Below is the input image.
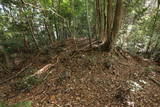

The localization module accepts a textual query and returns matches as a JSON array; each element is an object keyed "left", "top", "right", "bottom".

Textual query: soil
[{"left": 0, "top": 38, "right": 160, "bottom": 107}]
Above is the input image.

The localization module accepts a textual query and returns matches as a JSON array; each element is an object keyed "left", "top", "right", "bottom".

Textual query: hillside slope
[{"left": 0, "top": 39, "right": 160, "bottom": 107}]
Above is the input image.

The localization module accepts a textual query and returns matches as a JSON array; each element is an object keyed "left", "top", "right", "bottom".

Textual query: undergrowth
[
  {"left": 13, "top": 75, "right": 41, "bottom": 91},
  {"left": 0, "top": 101, "right": 32, "bottom": 107}
]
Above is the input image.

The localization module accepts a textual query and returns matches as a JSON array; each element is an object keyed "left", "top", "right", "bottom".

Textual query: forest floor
[{"left": 0, "top": 38, "right": 160, "bottom": 107}]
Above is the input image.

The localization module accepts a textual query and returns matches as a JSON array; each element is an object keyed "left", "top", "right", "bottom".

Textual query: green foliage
[
  {"left": 143, "top": 65, "right": 156, "bottom": 76},
  {"left": 25, "top": 67, "right": 38, "bottom": 73},
  {"left": 119, "top": 0, "right": 160, "bottom": 58},
  {"left": 10, "top": 101, "right": 32, "bottom": 107},
  {"left": 0, "top": 101, "right": 32, "bottom": 107},
  {"left": 144, "top": 66, "right": 156, "bottom": 73},
  {"left": 85, "top": 55, "right": 97, "bottom": 64},
  {"left": 0, "top": 0, "right": 94, "bottom": 49},
  {"left": 14, "top": 75, "right": 40, "bottom": 91},
  {"left": 0, "top": 0, "right": 13, "bottom": 6},
  {"left": 39, "top": 0, "right": 52, "bottom": 8},
  {"left": 0, "top": 102, "right": 6, "bottom": 107},
  {"left": 0, "top": 0, "right": 160, "bottom": 59},
  {"left": 0, "top": 39, "right": 24, "bottom": 53},
  {"left": 59, "top": 0, "right": 74, "bottom": 19}
]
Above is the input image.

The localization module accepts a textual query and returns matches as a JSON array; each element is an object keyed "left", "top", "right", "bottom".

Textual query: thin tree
[{"left": 86, "top": 0, "right": 92, "bottom": 47}]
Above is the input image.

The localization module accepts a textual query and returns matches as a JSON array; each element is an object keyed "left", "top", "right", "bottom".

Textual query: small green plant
[
  {"left": 143, "top": 65, "right": 157, "bottom": 76},
  {"left": 0, "top": 102, "right": 6, "bottom": 107},
  {"left": 10, "top": 101, "right": 32, "bottom": 107},
  {"left": 85, "top": 55, "right": 97, "bottom": 64},
  {"left": 55, "top": 71, "right": 70, "bottom": 85},
  {"left": 14, "top": 75, "right": 40, "bottom": 91},
  {"left": 25, "top": 67, "right": 37, "bottom": 73},
  {"left": 144, "top": 66, "right": 155, "bottom": 73},
  {"left": 105, "top": 55, "right": 118, "bottom": 61},
  {"left": 0, "top": 101, "right": 32, "bottom": 107}
]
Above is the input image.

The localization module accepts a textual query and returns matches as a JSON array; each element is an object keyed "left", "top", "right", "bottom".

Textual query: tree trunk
[
  {"left": 43, "top": 11, "right": 54, "bottom": 45},
  {"left": 98, "top": 0, "right": 123, "bottom": 51},
  {"left": 20, "top": 0, "right": 40, "bottom": 50},
  {"left": 28, "top": 19, "right": 40, "bottom": 50},
  {"left": 24, "top": 35, "right": 30, "bottom": 51},
  {"left": 86, "top": 0, "right": 92, "bottom": 47},
  {"left": 71, "top": 0, "right": 76, "bottom": 39},
  {"left": 96, "top": 0, "right": 101, "bottom": 39}
]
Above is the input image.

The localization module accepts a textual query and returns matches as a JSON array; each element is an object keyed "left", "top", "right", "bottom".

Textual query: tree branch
[{"left": 21, "top": 0, "right": 68, "bottom": 22}]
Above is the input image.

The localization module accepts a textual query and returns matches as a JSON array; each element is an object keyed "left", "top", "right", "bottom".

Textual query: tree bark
[
  {"left": 43, "top": 11, "right": 54, "bottom": 45},
  {"left": 86, "top": 0, "right": 92, "bottom": 47},
  {"left": 99, "top": 0, "right": 123, "bottom": 51}
]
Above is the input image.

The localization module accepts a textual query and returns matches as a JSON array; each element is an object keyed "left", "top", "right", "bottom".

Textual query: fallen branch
[
  {"left": 0, "top": 63, "right": 32, "bottom": 85},
  {"left": 148, "top": 76, "right": 160, "bottom": 86},
  {"left": 33, "top": 64, "right": 54, "bottom": 77},
  {"left": 33, "top": 55, "right": 59, "bottom": 80}
]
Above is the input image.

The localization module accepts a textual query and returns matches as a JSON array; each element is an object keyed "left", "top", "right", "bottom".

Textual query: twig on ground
[{"left": 148, "top": 76, "right": 160, "bottom": 86}]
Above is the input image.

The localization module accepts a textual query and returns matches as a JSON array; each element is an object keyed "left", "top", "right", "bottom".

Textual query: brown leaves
[{"left": 50, "top": 95, "right": 57, "bottom": 104}]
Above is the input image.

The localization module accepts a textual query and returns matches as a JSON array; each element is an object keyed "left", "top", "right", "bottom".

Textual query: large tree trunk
[
  {"left": 96, "top": 0, "right": 102, "bottom": 40},
  {"left": 103, "top": 0, "right": 113, "bottom": 51},
  {"left": 96, "top": 0, "right": 123, "bottom": 51},
  {"left": 104, "top": 0, "right": 123, "bottom": 51}
]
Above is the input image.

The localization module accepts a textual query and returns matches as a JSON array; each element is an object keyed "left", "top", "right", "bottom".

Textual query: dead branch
[
  {"left": 0, "top": 63, "right": 32, "bottom": 85},
  {"left": 148, "top": 76, "right": 160, "bottom": 87},
  {"left": 33, "top": 64, "right": 54, "bottom": 76},
  {"left": 33, "top": 55, "right": 59, "bottom": 80}
]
